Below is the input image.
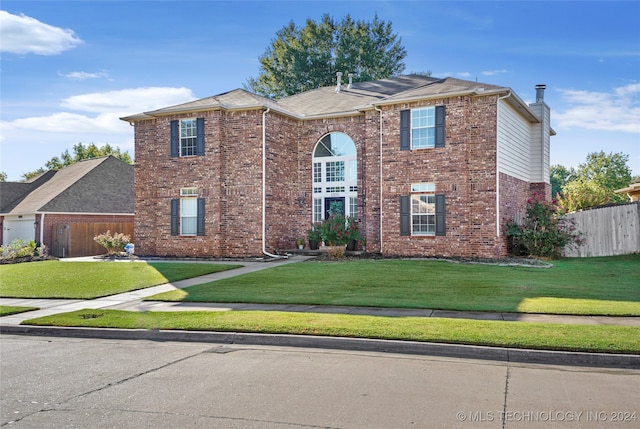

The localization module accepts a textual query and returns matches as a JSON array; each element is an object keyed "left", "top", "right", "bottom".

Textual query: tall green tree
[
  {"left": 246, "top": 14, "right": 407, "bottom": 98},
  {"left": 575, "top": 151, "right": 632, "bottom": 201},
  {"left": 21, "top": 143, "right": 133, "bottom": 181},
  {"left": 550, "top": 164, "right": 575, "bottom": 198},
  {"left": 558, "top": 151, "right": 632, "bottom": 211},
  {"left": 0, "top": 172, "right": 7, "bottom": 182}
]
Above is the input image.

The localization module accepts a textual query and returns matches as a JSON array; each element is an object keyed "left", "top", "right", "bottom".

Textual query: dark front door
[{"left": 324, "top": 197, "right": 345, "bottom": 219}]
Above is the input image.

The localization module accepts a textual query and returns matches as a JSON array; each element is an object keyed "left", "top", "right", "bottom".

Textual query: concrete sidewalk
[{"left": 2, "top": 255, "right": 640, "bottom": 368}]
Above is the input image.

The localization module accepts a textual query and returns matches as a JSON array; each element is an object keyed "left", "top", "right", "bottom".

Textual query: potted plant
[
  {"left": 296, "top": 237, "right": 305, "bottom": 250},
  {"left": 307, "top": 224, "right": 323, "bottom": 250},
  {"left": 345, "top": 217, "right": 363, "bottom": 251}
]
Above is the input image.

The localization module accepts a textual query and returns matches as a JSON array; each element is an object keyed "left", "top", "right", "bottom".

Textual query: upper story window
[
  {"left": 170, "top": 118, "right": 205, "bottom": 157},
  {"left": 400, "top": 106, "right": 446, "bottom": 151},
  {"left": 180, "top": 119, "right": 197, "bottom": 156},
  {"left": 411, "top": 107, "right": 436, "bottom": 149}
]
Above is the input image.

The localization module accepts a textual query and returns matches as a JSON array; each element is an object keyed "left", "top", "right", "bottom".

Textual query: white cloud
[
  {"left": 0, "top": 11, "right": 83, "bottom": 55},
  {"left": 60, "top": 71, "right": 110, "bottom": 80},
  {"left": 1, "top": 87, "right": 195, "bottom": 134},
  {"left": 554, "top": 83, "right": 640, "bottom": 133},
  {"left": 457, "top": 72, "right": 472, "bottom": 78},
  {"left": 482, "top": 69, "right": 509, "bottom": 76}
]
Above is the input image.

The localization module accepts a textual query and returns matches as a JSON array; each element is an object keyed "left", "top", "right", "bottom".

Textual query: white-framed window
[
  {"left": 411, "top": 107, "right": 436, "bottom": 149},
  {"left": 325, "top": 161, "right": 345, "bottom": 182},
  {"left": 313, "top": 162, "right": 322, "bottom": 183},
  {"left": 411, "top": 182, "right": 436, "bottom": 236},
  {"left": 180, "top": 119, "right": 197, "bottom": 156},
  {"left": 411, "top": 194, "right": 436, "bottom": 236},
  {"left": 180, "top": 198, "right": 197, "bottom": 235},
  {"left": 180, "top": 187, "right": 198, "bottom": 197},
  {"left": 313, "top": 198, "right": 323, "bottom": 223},
  {"left": 349, "top": 159, "right": 357, "bottom": 182},
  {"left": 349, "top": 197, "right": 357, "bottom": 219},
  {"left": 411, "top": 183, "right": 435, "bottom": 193}
]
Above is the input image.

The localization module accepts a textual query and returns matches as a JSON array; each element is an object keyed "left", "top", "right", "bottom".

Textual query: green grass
[
  {"left": 0, "top": 261, "right": 243, "bottom": 299},
  {"left": 0, "top": 305, "right": 38, "bottom": 316},
  {"left": 148, "top": 255, "right": 640, "bottom": 316},
  {"left": 23, "top": 309, "right": 640, "bottom": 354}
]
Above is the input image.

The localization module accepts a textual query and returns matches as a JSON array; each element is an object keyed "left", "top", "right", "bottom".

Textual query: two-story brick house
[{"left": 121, "top": 74, "right": 552, "bottom": 259}]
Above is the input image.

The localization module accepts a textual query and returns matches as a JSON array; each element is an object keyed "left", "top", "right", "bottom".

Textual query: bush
[
  {"left": 0, "top": 239, "right": 47, "bottom": 260},
  {"left": 506, "top": 193, "right": 582, "bottom": 259},
  {"left": 93, "top": 230, "right": 130, "bottom": 255}
]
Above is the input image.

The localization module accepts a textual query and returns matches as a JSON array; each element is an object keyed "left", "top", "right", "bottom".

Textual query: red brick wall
[{"left": 378, "top": 95, "right": 505, "bottom": 258}]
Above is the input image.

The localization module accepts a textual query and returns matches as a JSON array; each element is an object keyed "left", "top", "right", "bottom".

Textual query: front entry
[
  {"left": 312, "top": 132, "right": 358, "bottom": 223},
  {"left": 324, "top": 197, "right": 345, "bottom": 219}
]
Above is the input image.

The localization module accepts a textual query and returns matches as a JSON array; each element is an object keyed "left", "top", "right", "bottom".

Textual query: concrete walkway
[{"left": 2, "top": 255, "right": 640, "bottom": 368}]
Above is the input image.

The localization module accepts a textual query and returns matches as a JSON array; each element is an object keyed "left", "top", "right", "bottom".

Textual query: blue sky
[{"left": 1, "top": 0, "right": 639, "bottom": 181}]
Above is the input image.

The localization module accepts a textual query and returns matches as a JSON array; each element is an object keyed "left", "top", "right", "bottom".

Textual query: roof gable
[{"left": 2, "top": 156, "right": 133, "bottom": 215}]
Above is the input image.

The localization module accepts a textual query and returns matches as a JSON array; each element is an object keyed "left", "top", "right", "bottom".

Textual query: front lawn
[
  {"left": 0, "top": 306, "right": 38, "bottom": 316},
  {"left": 0, "top": 261, "right": 243, "bottom": 299},
  {"left": 23, "top": 309, "right": 640, "bottom": 354},
  {"left": 148, "top": 255, "right": 640, "bottom": 316}
]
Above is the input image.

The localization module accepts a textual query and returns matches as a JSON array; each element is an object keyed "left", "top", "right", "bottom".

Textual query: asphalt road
[{"left": 1, "top": 334, "right": 639, "bottom": 428}]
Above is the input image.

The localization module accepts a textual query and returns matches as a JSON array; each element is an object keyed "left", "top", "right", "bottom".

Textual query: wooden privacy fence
[
  {"left": 563, "top": 202, "right": 640, "bottom": 257},
  {"left": 50, "top": 222, "right": 134, "bottom": 258}
]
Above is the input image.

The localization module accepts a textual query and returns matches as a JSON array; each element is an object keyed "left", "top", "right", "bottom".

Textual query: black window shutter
[
  {"left": 435, "top": 106, "right": 446, "bottom": 148},
  {"left": 400, "top": 195, "right": 410, "bottom": 236},
  {"left": 197, "top": 198, "right": 205, "bottom": 236},
  {"left": 170, "top": 199, "right": 179, "bottom": 236},
  {"left": 196, "top": 117, "right": 205, "bottom": 156},
  {"left": 435, "top": 194, "right": 446, "bottom": 236},
  {"left": 170, "top": 120, "right": 179, "bottom": 157},
  {"left": 400, "top": 110, "right": 410, "bottom": 151}
]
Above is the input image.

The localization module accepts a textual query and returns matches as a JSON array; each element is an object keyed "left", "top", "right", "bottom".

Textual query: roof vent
[
  {"left": 336, "top": 72, "right": 343, "bottom": 93},
  {"left": 348, "top": 73, "right": 353, "bottom": 89}
]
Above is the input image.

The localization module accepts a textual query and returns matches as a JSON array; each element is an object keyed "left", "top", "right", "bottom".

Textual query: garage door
[{"left": 3, "top": 215, "right": 36, "bottom": 246}]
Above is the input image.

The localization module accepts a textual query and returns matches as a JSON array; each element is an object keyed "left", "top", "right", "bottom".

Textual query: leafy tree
[
  {"left": 558, "top": 178, "right": 611, "bottom": 212},
  {"left": 558, "top": 151, "right": 632, "bottom": 211},
  {"left": 246, "top": 14, "right": 407, "bottom": 98},
  {"left": 549, "top": 164, "right": 574, "bottom": 198},
  {"left": 22, "top": 143, "right": 133, "bottom": 180},
  {"left": 0, "top": 172, "right": 7, "bottom": 182},
  {"left": 573, "top": 151, "right": 632, "bottom": 203}
]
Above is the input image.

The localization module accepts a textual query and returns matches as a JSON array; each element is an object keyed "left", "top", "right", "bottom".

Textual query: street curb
[{"left": 2, "top": 324, "right": 639, "bottom": 369}]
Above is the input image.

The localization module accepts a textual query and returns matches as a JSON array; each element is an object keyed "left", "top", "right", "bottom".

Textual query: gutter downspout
[
  {"left": 261, "top": 108, "right": 286, "bottom": 259},
  {"left": 375, "top": 106, "right": 383, "bottom": 254},
  {"left": 496, "top": 90, "right": 512, "bottom": 237},
  {"left": 39, "top": 212, "right": 45, "bottom": 244}
]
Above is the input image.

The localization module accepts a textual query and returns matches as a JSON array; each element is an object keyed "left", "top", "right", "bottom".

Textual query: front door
[{"left": 324, "top": 197, "right": 345, "bottom": 219}]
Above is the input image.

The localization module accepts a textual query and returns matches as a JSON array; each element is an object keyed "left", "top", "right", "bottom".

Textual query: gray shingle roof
[
  {"left": 1, "top": 156, "right": 133, "bottom": 215},
  {"left": 120, "top": 75, "right": 516, "bottom": 121}
]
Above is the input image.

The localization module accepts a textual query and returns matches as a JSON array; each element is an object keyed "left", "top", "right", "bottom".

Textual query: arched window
[{"left": 312, "top": 132, "right": 357, "bottom": 222}]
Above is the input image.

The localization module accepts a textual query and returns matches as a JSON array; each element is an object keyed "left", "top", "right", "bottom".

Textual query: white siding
[
  {"left": 528, "top": 103, "right": 551, "bottom": 183},
  {"left": 497, "top": 99, "right": 532, "bottom": 182}
]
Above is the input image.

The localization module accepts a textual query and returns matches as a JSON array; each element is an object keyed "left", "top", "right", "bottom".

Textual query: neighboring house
[
  {"left": 615, "top": 180, "right": 640, "bottom": 202},
  {"left": 121, "top": 75, "right": 553, "bottom": 259},
  {"left": 0, "top": 156, "right": 134, "bottom": 257}
]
